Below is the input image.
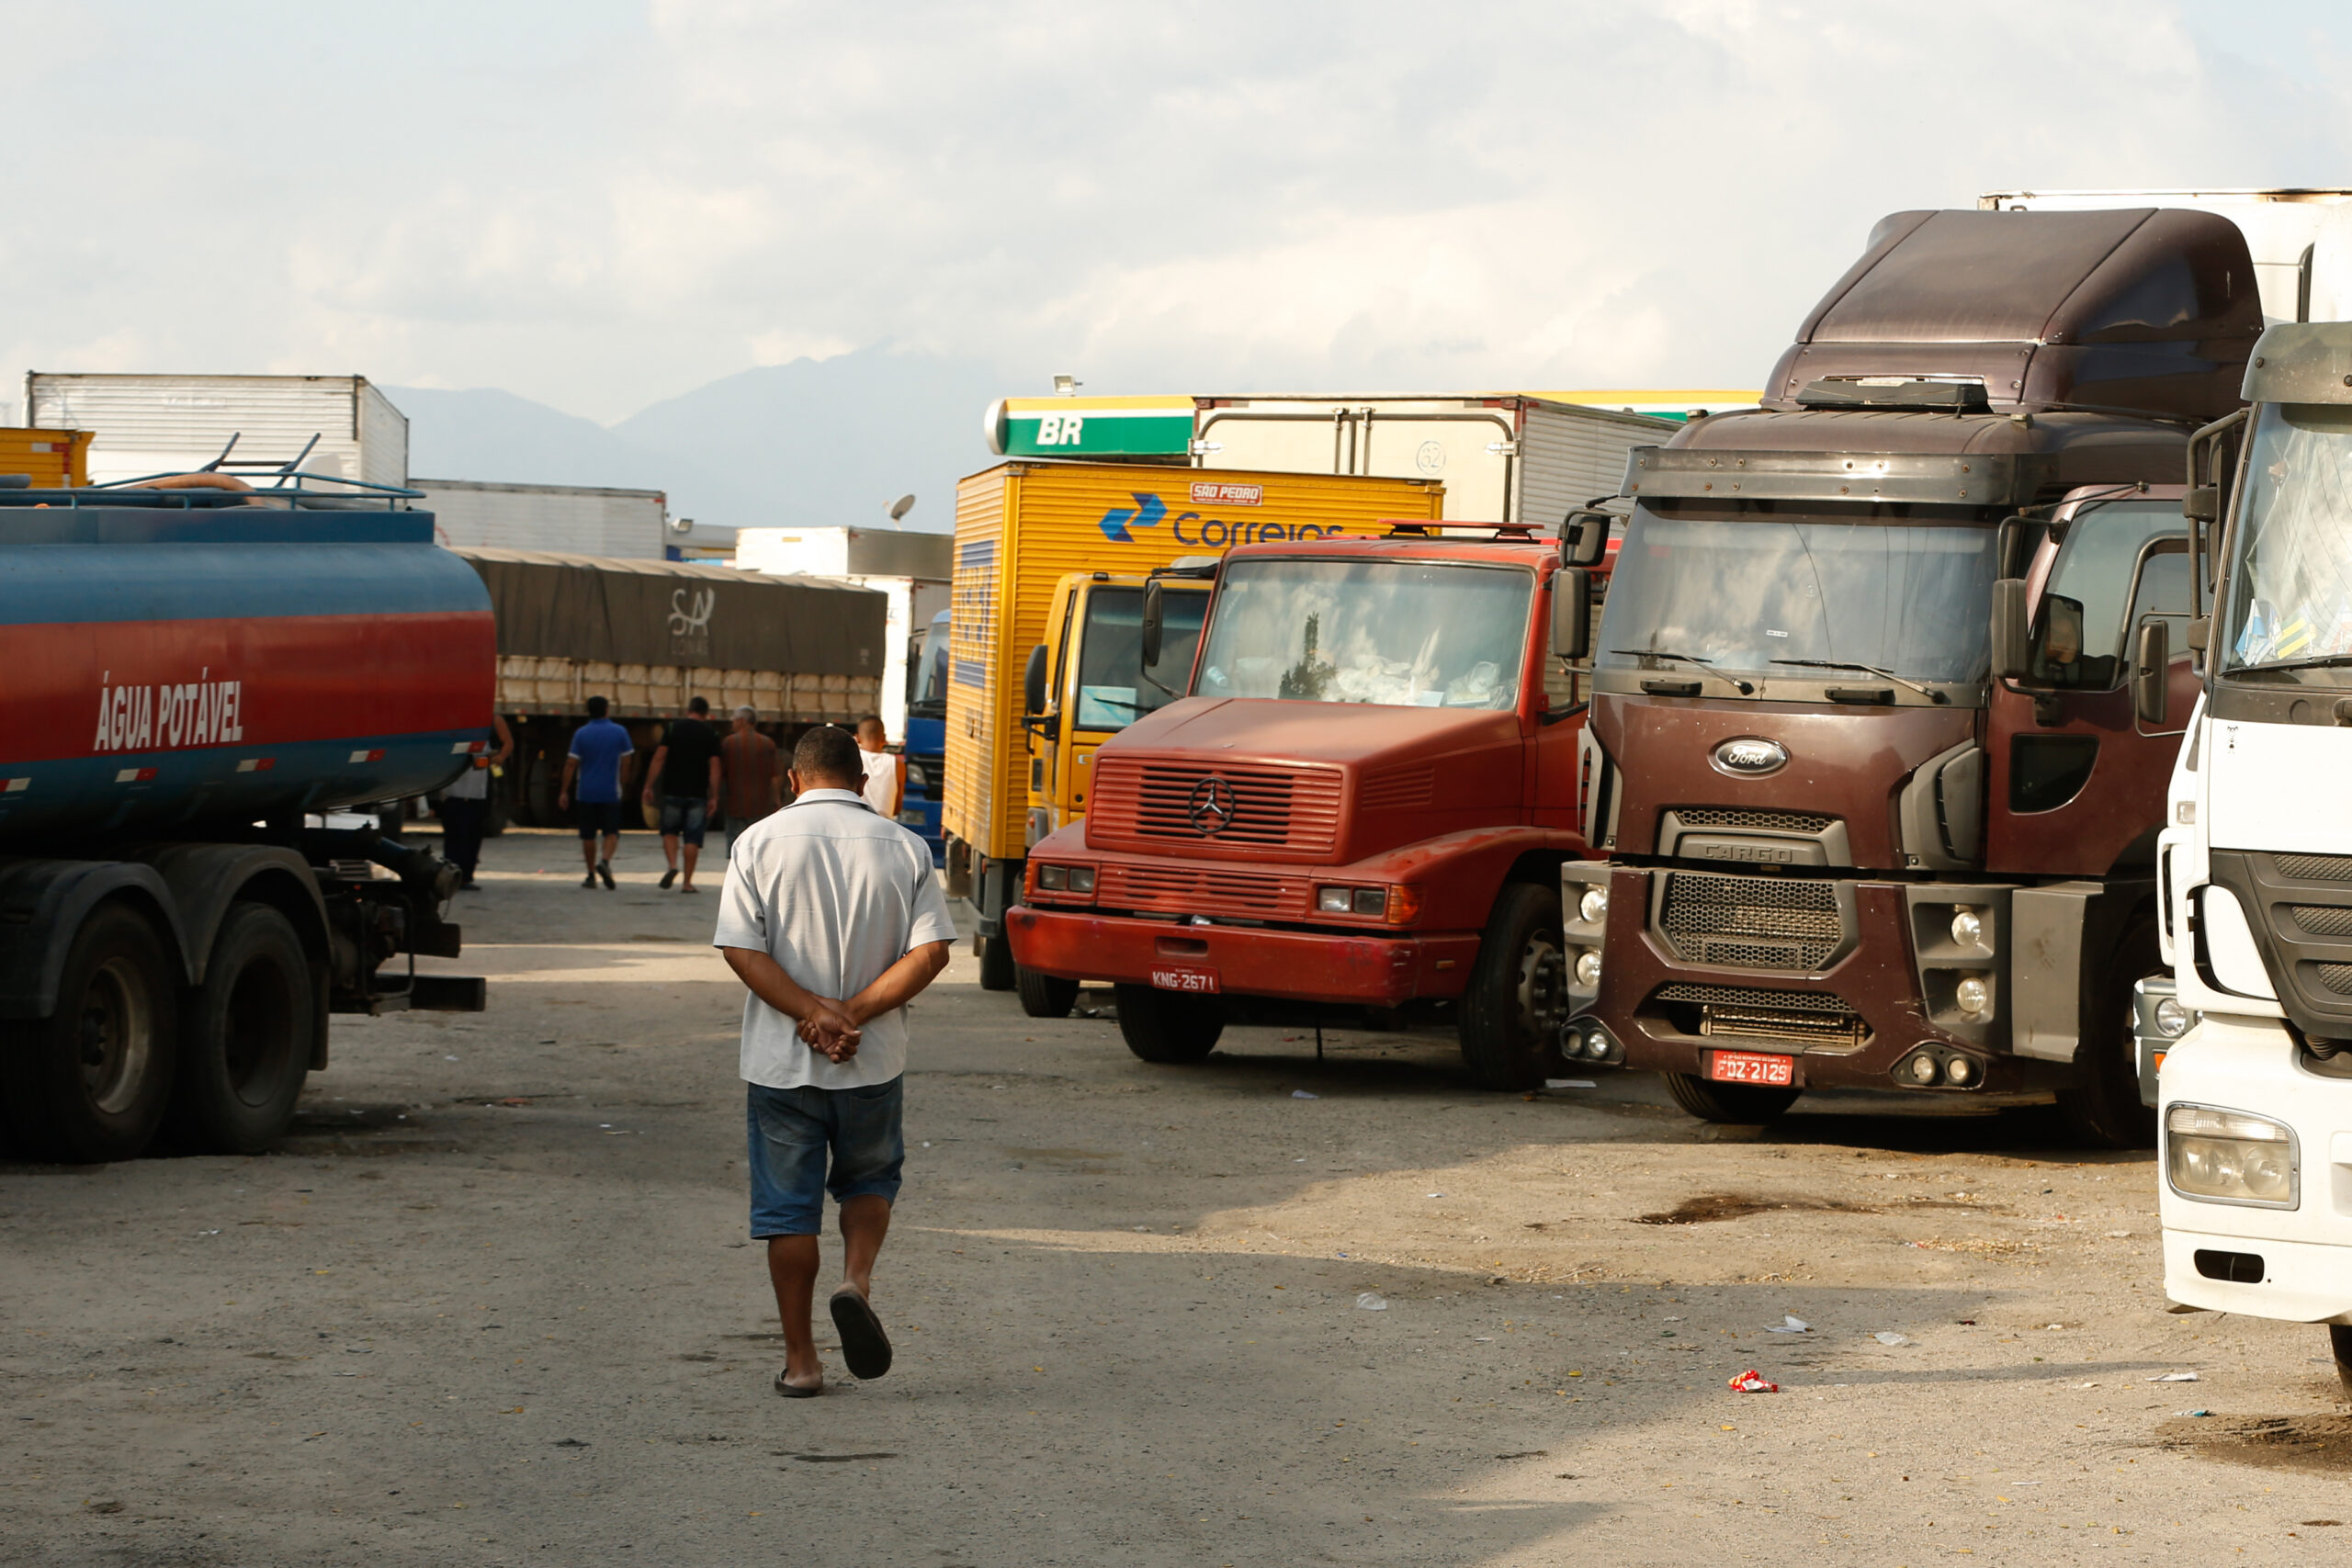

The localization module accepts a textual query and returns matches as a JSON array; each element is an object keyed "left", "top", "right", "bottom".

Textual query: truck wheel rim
[
  {"left": 77, "top": 958, "right": 153, "bottom": 1116},
  {"left": 1518, "top": 939, "right": 1567, "bottom": 1038}
]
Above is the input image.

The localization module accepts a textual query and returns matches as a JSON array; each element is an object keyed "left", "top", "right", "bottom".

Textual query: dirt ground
[{"left": 6, "top": 827, "right": 2352, "bottom": 1566}]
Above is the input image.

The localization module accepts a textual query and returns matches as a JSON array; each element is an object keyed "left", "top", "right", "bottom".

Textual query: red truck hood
[{"left": 1084, "top": 696, "right": 1523, "bottom": 865}]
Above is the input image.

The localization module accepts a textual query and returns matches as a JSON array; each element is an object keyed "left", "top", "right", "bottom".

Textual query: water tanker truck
[{"left": 0, "top": 477, "right": 492, "bottom": 1163}]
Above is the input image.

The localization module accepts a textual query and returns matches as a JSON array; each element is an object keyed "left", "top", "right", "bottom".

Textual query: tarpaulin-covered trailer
[{"left": 450, "top": 548, "right": 888, "bottom": 827}]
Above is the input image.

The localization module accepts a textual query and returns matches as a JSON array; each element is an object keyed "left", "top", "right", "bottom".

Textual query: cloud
[{"left": 4, "top": 1, "right": 2350, "bottom": 426}]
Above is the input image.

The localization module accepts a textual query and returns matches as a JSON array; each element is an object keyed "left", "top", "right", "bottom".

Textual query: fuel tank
[{"left": 0, "top": 499, "right": 493, "bottom": 837}]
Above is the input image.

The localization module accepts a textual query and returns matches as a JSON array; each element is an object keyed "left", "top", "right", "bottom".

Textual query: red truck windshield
[
  {"left": 1193, "top": 558, "right": 1532, "bottom": 708},
  {"left": 1599, "top": 506, "right": 1996, "bottom": 688}
]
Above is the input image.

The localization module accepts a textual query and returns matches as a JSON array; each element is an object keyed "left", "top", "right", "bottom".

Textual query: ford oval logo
[{"left": 1711, "top": 737, "right": 1789, "bottom": 777}]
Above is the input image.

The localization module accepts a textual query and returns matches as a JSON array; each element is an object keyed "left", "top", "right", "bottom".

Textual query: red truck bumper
[{"left": 1005, "top": 904, "right": 1480, "bottom": 1008}]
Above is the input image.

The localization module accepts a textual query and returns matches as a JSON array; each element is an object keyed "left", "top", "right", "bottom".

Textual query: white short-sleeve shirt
[
  {"left": 860, "top": 747, "right": 900, "bottom": 818},
  {"left": 712, "top": 789, "right": 957, "bottom": 1089}
]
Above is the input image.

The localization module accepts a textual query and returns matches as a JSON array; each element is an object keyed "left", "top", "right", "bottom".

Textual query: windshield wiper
[
  {"left": 2236, "top": 652, "right": 2352, "bottom": 676},
  {"left": 1770, "top": 658, "right": 1949, "bottom": 704},
  {"left": 1609, "top": 649, "right": 1754, "bottom": 695}
]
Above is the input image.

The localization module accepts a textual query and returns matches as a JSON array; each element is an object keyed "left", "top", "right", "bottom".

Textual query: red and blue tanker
[{"left": 0, "top": 476, "right": 493, "bottom": 1163}]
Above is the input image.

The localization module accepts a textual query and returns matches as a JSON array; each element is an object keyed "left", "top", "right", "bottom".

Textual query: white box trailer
[
  {"left": 411, "top": 478, "right": 670, "bottom": 558},
  {"left": 1190, "top": 394, "right": 1670, "bottom": 526},
  {"left": 732, "top": 525, "right": 953, "bottom": 739},
  {"left": 1979, "top": 189, "right": 2352, "bottom": 324},
  {"left": 24, "top": 372, "right": 407, "bottom": 489}
]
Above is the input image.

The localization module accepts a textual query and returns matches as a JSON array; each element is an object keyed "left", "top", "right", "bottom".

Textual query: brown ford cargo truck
[
  {"left": 1555, "top": 206, "right": 2258, "bottom": 1145},
  {"left": 1006, "top": 521, "right": 1608, "bottom": 1089}
]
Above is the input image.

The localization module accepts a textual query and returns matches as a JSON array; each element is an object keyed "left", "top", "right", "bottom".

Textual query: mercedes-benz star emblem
[{"left": 1187, "top": 777, "right": 1237, "bottom": 835}]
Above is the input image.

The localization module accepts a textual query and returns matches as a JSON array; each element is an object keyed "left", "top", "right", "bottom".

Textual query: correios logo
[{"left": 1095, "top": 491, "right": 1357, "bottom": 547}]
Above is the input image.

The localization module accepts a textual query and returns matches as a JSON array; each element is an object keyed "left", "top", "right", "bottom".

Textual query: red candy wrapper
[{"left": 1727, "top": 1369, "right": 1779, "bottom": 1393}]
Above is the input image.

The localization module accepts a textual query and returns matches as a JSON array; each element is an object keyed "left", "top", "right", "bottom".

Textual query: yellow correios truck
[{"left": 944, "top": 460, "right": 1444, "bottom": 995}]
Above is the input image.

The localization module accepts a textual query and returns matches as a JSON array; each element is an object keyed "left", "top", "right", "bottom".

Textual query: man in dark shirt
[{"left": 643, "top": 695, "right": 724, "bottom": 893}]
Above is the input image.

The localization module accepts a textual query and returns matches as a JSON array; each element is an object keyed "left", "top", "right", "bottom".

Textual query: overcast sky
[{"left": 7, "top": 1, "right": 2352, "bottom": 424}]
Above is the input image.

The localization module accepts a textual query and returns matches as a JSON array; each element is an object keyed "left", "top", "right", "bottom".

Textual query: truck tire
[
  {"left": 2058, "top": 914, "right": 2161, "bottom": 1150},
  {"left": 1661, "top": 1071, "right": 1800, "bottom": 1124},
  {"left": 2331, "top": 1325, "right": 2352, "bottom": 1402},
  {"left": 525, "top": 750, "right": 559, "bottom": 828},
  {"left": 1114, "top": 982, "right": 1222, "bottom": 1063},
  {"left": 167, "top": 903, "right": 317, "bottom": 1156},
  {"left": 0, "top": 903, "right": 179, "bottom": 1163},
  {"left": 978, "top": 935, "right": 1017, "bottom": 992},
  {"left": 1016, "top": 964, "right": 1080, "bottom": 1019},
  {"left": 1459, "top": 882, "right": 1569, "bottom": 1091}
]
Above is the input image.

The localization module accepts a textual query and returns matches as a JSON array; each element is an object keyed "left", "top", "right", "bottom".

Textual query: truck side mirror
[
  {"left": 1140, "top": 580, "right": 1165, "bottom": 668},
  {"left": 1023, "top": 643, "right": 1049, "bottom": 716},
  {"left": 1560, "top": 509, "right": 1611, "bottom": 568},
  {"left": 2036, "top": 594, "right": 2086, "bottom": 683},
  {"left": 2133, "top": 619, "right": 2171, "bottom": 727},
  {"left": 1991, "top": 578, "right": 2031, "bottom": 681},
  {"left": 1552, "top": 569, "right": 1592, "bottom": 662}
]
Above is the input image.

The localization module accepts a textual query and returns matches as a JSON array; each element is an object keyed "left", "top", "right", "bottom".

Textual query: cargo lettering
[
  {"left": 92, "top": 674, "right": 243, "bottom": 753},
  {"left": 1170, "top": 512, "right": 1344, "bottom": 547},
  {"left": 1035, "top": 414, "right": 1084, "bottom": 446}
]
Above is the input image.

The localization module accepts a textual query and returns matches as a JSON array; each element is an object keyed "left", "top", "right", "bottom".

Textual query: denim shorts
[
  {"left": 658, "top": 795, "right": 707, "bottom": 846},
  {"left": 746, "top": 1078, "right": 905, "bottom": 1237}
]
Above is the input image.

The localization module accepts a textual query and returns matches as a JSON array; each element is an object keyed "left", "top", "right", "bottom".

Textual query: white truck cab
[{"left": 2157, "top": 321, "right": 2352, "bottom": 1390}]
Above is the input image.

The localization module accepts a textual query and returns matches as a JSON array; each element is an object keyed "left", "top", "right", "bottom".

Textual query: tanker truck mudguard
[
  {"left": 1005, "top": 519, "right": 1611, "bottom": 1089},
  {"left": 1555, "top": 206, "right": 2263, "bottom": 1145},
  {"left": 2156, "top": 321, "right": 2352, "bottom": 1392},
  {"left": 0, "top": 480, "right": 493, "bottom": 1163}
]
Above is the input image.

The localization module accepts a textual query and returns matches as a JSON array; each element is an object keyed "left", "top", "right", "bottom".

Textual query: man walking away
[
  {"left": 855, "top": 714, "right": 901, "bottom": 821},
  {"left": 558, "top": 695, "right": 634, "bottom": 889},
  {"left": 437, "top": 714, "right": 513, "bottom": 890},
  {"left": 645, "top": 695, "right": 724, "bottom": 893},
  {"left": 720, "top": 705, "right": 781, "bottom": 858},
  {"left": 716, "top": 724, "right": 955, "bottom": 1396}
]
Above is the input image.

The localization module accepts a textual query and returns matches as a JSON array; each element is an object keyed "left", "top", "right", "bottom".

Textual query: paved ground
[{"left": 6, "top": 828, "right": 2352, "bottom": 1565}]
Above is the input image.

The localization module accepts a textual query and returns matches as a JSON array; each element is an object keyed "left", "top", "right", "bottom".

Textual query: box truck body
[
  {"left": 25, "top": 373, "right": 407, "bottom": 489},
  {"left": 411, "top": 479, "right": 669, "bottom": 559}
]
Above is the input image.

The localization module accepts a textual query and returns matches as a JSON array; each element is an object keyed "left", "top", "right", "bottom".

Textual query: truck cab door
[
  {"left": 1986, "top": 498, "right": 2189, "bottom": 876},
  {"left": 1530, "top": 565, "right": 1600, "bottom": 833}
]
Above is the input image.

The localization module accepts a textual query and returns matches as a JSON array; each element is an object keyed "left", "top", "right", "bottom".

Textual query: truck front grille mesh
[
  {"left": 1669, "top": 808, "right": 1836, "bottom": 834},
  {"left": 1659, "top": 871, "right": 1842, "bottom": 971},
  {"left": 2276, "top": 853, "right": 2352, "bottom": 884},
  {"left": 2291, "top": 905, "right": 2352, "bottom": 939},
  {"left": 2315, "top": 963, "right": 2352, "bottom": 998},
  {"left": 1652, "top": 982, "right": 1868, "bottom": 1048}
]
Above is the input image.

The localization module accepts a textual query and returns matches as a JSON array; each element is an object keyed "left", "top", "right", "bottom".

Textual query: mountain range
[{"left": 392, "top": 345, "right": 1007, "bottom": 538}]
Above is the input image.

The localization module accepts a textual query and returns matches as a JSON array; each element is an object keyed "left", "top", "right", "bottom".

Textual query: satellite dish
[{"left": 888, "top": 494, "right": 916, "bottom": 523}]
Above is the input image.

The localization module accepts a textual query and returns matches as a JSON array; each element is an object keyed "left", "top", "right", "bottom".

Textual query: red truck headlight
[
  {"left": 1034, "top": 863, "right": 1096, "bottom": 898},
  {"left": 1317, "top": 886, "right": 1385, "bottom": 916}
]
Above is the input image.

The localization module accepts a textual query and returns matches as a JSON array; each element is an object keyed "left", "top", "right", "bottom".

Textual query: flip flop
[
  {"left": 829, "top": 1286, "right": 893, "bottom": 1381},
  {"left": 774, "top": 1370, "right": 823, "bottom": 1398},
  {"left": 660, "top": 868, "right": 678, "bottom": 890}
]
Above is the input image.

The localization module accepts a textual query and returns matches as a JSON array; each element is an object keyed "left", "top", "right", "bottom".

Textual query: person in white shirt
[
  {"left": 715, "top": 724, "right": 955, "bottom": 1397},
  {"left": 855, "top": 714, "right": 901, "bottom": 820}
]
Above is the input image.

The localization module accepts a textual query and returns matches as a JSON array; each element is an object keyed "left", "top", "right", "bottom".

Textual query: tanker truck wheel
[
  {"left": 167, "top": 904, "right": 317, "bottom": 1156},
  {"left": 1016, "top": 964, "right": 1080, "bottom": 1019},
  {"left": 1113, "top": 982, "right": 1223, "bottom": 1063},
  {"left": 2058, "top": 914, "right": 2161, "bottom": 1150},
  {"left": 978, "top": 935, "right": 1018, "bottom": 992},
  {"left": 2331, "top": 1325, "right": 2352, "bottom": 1402},
  {"left": 1661, "top": 1072, "right": 1800, "bottom": 1124},
  {"left": 0, "top": 903, "right": 178, "bottom": 1163},
  {"left": 1459, "top": 883, "right": 1569, "bottom": 1091}
]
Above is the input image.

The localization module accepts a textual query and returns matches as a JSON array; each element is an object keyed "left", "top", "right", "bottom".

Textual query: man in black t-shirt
[{"left": 643, "top": 695, "right": 724, "bottom": 892}]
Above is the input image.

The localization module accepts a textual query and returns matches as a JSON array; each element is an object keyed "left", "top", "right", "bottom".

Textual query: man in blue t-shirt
[{"left": 559, "top": 695, "right": 637, "bottom": 889}]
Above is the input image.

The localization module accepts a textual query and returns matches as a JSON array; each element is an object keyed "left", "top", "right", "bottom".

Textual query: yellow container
[
  {"left": 0, "top": 427, "right": 91, "bottom": 487},
  {"left": 944, "top": 460, "right": 1444, "bottom": 942}
]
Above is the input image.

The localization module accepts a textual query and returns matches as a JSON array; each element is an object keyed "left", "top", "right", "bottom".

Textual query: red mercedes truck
[
  {"left": 1004, "top": 521, "right": 1608, "bottom": 1088},
  {"left": 1554, "top": 205, "right": 2260, "bottom": 1145}
]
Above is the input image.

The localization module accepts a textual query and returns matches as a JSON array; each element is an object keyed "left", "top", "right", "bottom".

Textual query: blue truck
[{"left": 902, "top": 608, "right": 948, "bottom": 863}]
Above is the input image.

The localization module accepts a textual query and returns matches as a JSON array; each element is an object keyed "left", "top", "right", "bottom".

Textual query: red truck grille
[
  {"left": 1096, "top": 863, "right": 1306, "bottom": 919},
  {"left": 1089, "top": 757, "right": 1343, "bottom": 858}
]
